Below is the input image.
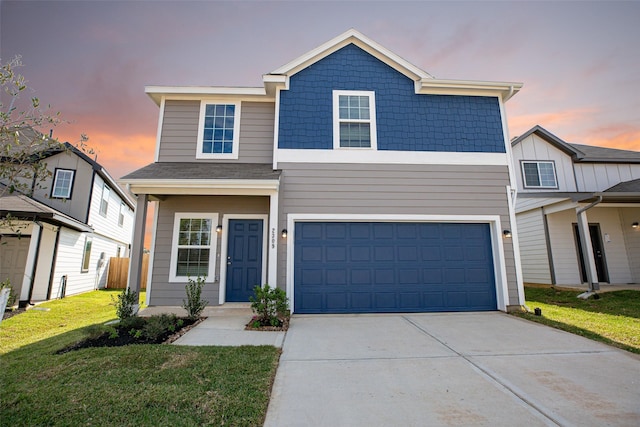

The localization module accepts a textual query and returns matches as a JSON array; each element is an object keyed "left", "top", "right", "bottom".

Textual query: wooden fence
[{"left": 106, "top": 255, "right": 149, "bottom": 290}]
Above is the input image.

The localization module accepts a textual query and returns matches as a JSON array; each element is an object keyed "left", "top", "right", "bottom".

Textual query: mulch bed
[
  {"left": 3, "top": 308, "right": 26, "bottom": 321},
  {"left": 56, "top": 317, "right": 206, "bottom": 354},
  {"left": 244, "top": 316, "right": 290, "bottom": 332}
]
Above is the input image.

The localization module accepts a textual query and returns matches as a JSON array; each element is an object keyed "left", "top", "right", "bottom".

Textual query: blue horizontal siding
[{"left": 278, "top": 43, "right": 505, "bottom": 153}]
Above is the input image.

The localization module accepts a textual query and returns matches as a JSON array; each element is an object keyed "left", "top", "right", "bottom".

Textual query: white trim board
[
  {"left": 276, "top": 149, "right": 508, "bottom": 166},
  {"left": 218, "top": 214, "right": 269, "bottom": 305},
  {"left": 285, "top": 213, "right": 510, "bottom": 314}
]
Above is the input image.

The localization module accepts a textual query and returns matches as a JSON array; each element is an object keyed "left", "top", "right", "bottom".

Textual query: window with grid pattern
[
  {"left": 197, "top": 102, "right": 240, "bottom": 159},
  {"left": 52, "top": 169, "right": 74, "bottom": 198},
  {"left": 333, "top": 90, "right": 376, "bottom": 149},
  {"left": 522, "top": 161, "right": 557, "bottom": 188},
  {"left": 170, "top": 213, "right": 218, "bottom": 282}
]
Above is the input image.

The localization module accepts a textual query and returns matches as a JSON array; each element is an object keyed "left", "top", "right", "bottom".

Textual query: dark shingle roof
[
  {"left": 569, "top": 143, "right": 640, "bottom": 163},
  {"left": 0, "top": 192, "right": 93, "bottom": 232},
  {"left": 121, "top": 163, "right": 281, "bottom": 181},
  {"left": 512, "top": 125, "right": 640, "bottom": 163},
  {"left": 604, "top": 178, "right": 640, "bottom": 193}
]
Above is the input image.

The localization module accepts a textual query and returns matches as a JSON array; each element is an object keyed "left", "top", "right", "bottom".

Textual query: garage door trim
[{"left": 286, "top": 214, "right": 509, "bottom": 313}]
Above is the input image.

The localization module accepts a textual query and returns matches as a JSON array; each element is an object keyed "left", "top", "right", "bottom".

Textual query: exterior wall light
[
  {"left": 281, "top": 229, "right": 288, "bottom": 238},
  {"left": 503, "top": 230, "right": 512, "bottom": 238},
  {"left": 633, "top": 222, "right": 639, "bottom": 229},
  {"left": 216, "top": 225, "right": 222, "bottom": 233}
]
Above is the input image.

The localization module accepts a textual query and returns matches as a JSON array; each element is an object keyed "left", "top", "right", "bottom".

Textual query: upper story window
[
  {"left": 333, "top": 90, "right": 377, "bottom": 149},
  {"left": 100, "top": 184, "right": 110, "bottom": 216},
  {"left": 196, "top": 101, "right": 241, "bottom": 159},
  {"left": 51, "top": 169, "right": 74, "bottom": 199},
  {"left": 521, "top": 161, "right": 558, "bottom": 189}
]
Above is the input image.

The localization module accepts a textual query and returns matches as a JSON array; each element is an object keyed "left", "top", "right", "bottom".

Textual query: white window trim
[
  {"left": 52, "top": 169, "right": 74, "bottom": 199},
  {"left": 332, "top": 90, "right": 377, "bottom": 150},
  {"left": 99, "top": 184, "right": 110, "bottom": 216},
  {"left": 169, "top": 212, "right": 219, "bottom": 283},
  {"left": 196, "top": 100, "right": 241, "bottom": 160},
  {"left": 118, "top": 202, "right": 126, "bottom": 227},
  {"left": 81, "top": 236, "right": 93, "bottom": 273},
  {"left": 521, "top": 160, "right": 558, "bottom": 189}
]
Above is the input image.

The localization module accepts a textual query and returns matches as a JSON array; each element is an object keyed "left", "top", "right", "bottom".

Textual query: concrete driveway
[{"left": 264, "top": 312, "right": 640, "bottom": 427}]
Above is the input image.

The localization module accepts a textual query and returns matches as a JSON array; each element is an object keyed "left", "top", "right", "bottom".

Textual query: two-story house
[
  {"left": 121, "top": 29, "right": 526, "bottom": 313},
  {"left": 511, "top": 125, "right": 640, "bottom": 290},
  {"left": 0, "top": 132, "right": 136, "bottom": 306}
]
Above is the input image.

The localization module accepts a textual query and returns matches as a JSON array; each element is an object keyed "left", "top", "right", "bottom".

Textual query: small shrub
[
  {"left": 1, "top": 278, "right": 17, "bottom": 308},
  {"left": 142, "top": 314, "right": 179, "bottom": 341},
  {"left": 249, "top": 285, "right": 290, "bottom": 327},
  {"left": 111, "top": 288, "right": 138, "bottom": 320},
  {"left": 119, "top": 316, "right": 146, "bottom": 331},
  {"left": 182, "top": 276, "right": 208, "bottom": 320}
]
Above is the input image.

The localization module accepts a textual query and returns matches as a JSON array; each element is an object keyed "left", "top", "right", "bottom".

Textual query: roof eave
[
  {"left": 417, "top": 79, "right": 523, "bottom": 101},
  {"left": 145, "top": 86, "right": 271, "bottom": 105}
]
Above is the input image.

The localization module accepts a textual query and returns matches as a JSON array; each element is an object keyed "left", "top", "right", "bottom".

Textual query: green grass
[
  {"left": 0, "top": 289, "right": 144, "bottom": 354},
  {"left": 515, "top": 287, "right": 640, "bottom": 354},
  {"left": 0, "top": 290, "right": 281, "bottom": 426}
]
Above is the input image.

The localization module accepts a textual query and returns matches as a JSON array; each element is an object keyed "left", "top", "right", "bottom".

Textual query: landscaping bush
[
  {"left": 111, "top": 288, "right": 138, "bottom": 320},
  {"left": 182, "top": 276, "right": 208, "bottom": 319},
  {"left": 249, "top": 285, "right": 289, "bottom": 327}
]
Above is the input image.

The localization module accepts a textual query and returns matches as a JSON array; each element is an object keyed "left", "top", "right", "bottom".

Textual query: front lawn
[
  {"left": 0, "top": 290, "right": 281, "bottom": 426},
  {"left": 515, "top": 287, "right": 640, "bottom": 354}
]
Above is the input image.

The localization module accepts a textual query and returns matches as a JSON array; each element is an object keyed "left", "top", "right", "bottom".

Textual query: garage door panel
[{"left": 294, "top": 222, "right": 497, "bottom": 313}]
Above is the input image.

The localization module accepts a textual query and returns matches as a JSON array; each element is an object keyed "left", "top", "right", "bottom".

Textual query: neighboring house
[
  {"left": 121, "top": 29, "right": 526, "bottom": 313},
  {"left": 0, "top": 136, "right": 136, "bottom": 306},
  {"left": 511, "top": 125, "right": 640, "bottom": 288}
]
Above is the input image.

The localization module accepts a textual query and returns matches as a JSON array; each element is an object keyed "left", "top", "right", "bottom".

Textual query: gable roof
[
  {"left": 511, "top": 125, "right": 640, "bottom": 164},
  {"left": 1, "top": 127, "right": 136, "bottom": 209},
  {"left": 146, "top": 29, "right": 523, "bottom": 103},
  {"left": 269, "top": 29, "right": 433, "bottom": 81}
]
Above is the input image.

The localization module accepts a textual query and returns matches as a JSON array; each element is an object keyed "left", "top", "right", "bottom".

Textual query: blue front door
[{"left": 226, "top": 219, "right": 264, "bottom": 302}]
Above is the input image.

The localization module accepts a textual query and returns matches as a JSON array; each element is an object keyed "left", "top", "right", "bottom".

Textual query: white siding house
[
  {"left": 512, "top": 126, "right": 640, "bottom": 288},
  {"left": 0, "top": 141, "right": 136, "bottom": 306}
]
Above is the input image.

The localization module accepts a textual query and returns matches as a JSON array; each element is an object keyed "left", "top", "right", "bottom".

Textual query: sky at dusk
[{"left": 2, "top": 1, "right": 640, "bottom": 182}]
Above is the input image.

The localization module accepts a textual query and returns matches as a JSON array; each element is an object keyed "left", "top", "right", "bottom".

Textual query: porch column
[
  {"left": 127, "top": 194, "right": 148, "bottom": 305},
  {"left": 575, "top": 209, "right": 599, "bottom": 291},
  {"left": 267, "top": 191, "right": 279, "bottom": 287}
]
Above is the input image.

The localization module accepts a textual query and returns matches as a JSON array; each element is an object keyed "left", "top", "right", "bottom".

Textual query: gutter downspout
[{"left": 576, "top": 196, "right": 602, "bottom": 293}]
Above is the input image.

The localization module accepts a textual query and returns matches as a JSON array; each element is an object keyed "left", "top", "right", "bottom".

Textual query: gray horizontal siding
[
  {"left": 277, "top": 163, "right": 520, "bottom": 306},
  {"left": 157, "top": 100, "right": 274, "bottom": 163},
  {"left": 149, "top": 195, "right": 270, "bottom": 306},
  {"left": 516, "top": 209, "right": 552, "bottom": 284}
]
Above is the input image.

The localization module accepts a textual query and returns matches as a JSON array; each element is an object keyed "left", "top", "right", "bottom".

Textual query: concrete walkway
[
  {"left": 265, "top": 312, "right": 640, "bottom": 427},
  {"left": 139, "top": 304, "right": 285, "bottom": 347}
]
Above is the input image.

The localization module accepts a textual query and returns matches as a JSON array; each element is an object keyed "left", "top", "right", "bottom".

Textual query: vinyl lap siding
[
  {"left": 149, "top": 195, "right": 269, "bottom": 306},
  {"left": 277, "top": 163, "right": 520, "bottom": 306},
  {"left": 157, "top": 100, "right": 274, "bottom": 163},
  {"left": 515, "top": 209, "right": 552, "bottom": 284}
]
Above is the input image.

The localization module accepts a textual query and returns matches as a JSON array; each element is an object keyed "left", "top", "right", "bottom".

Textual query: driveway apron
[{"left": 264, "top": 312, "right": 640, "bottom": 427}]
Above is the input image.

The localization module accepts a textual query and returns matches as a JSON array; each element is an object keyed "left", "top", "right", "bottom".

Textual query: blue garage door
[{"left": 294, "top": 222, "right": 497, "bottom": 314}]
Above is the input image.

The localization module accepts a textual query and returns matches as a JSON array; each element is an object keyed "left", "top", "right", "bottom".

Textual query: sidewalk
[{"left": 139, "top": 303, "right": 286, "bottom": 347}]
